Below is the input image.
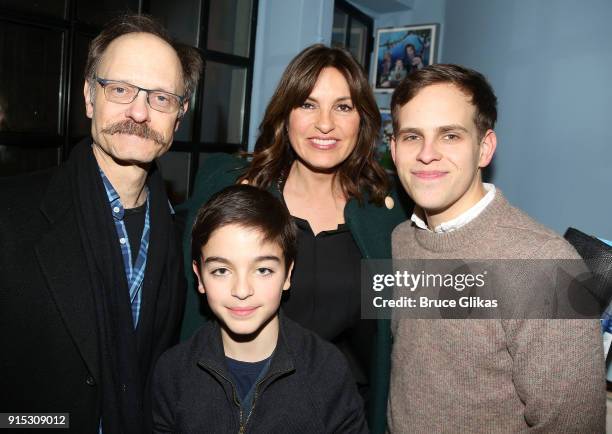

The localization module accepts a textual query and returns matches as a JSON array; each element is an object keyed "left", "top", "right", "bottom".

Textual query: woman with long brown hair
[{"left": 179, "top": 44, "right": 411, "bottom": 433}]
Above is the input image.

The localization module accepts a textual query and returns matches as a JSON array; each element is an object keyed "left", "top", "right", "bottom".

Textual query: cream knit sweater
[{"left": 388, "top": 191, "right": 605, "bottom": 433}]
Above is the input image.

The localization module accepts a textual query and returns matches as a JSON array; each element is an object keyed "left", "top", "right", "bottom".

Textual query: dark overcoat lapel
[{"left": 35, "top": 168, "right": 100, "bottom": 382}]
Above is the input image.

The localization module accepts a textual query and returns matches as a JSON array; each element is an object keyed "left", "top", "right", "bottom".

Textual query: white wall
[{"left": 442, "top": 0, "right": 612, "bottom": 239}]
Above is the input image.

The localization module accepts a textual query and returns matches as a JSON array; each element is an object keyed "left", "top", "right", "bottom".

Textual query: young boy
[{"left": 152, "top": 185, "right": 368, "bottom": 433}]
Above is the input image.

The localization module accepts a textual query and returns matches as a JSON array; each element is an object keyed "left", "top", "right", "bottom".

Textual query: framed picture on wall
[
  {"left": 377, "top": 109, "right": 395, "bottom": 172},
  {"left": 373, "top": 23, "right": 439, "bottom": 93}
]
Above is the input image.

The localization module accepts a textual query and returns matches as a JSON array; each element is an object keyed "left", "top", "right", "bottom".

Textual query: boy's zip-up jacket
[{"left": 152, "top": 312, "right": 369, "bottom": 433}]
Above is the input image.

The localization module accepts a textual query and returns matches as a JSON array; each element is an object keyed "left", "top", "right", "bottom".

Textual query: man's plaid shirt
[{"left": 99, "top": 167, "right": 150, "bottom": 328}]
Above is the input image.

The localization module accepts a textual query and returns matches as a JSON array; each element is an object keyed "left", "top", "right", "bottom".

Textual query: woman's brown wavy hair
[{"left": 239, "top": 44, "right": 389, "bottom": 206}]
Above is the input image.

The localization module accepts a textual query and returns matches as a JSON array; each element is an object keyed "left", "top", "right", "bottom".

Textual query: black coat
[
  {"left": 152, "top": 313, "right": 369, "bottom": 433},
  {"left": 0, "top": 162, "right": 185, "bottom": 433}
]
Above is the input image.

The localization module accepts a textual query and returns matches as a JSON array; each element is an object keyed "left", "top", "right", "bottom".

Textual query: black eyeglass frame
[{"left": 94, "top": 76, "right": 186, "bottom": 114}]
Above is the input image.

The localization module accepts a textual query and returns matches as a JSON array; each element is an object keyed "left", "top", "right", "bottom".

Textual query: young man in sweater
[{"left": 387, "top": 64, "right": 605, "bottom": 432}]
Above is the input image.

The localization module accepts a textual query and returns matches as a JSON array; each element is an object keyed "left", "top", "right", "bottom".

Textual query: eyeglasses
[{"left": 94, "top": 77, "right": 185, "bottom": 114}]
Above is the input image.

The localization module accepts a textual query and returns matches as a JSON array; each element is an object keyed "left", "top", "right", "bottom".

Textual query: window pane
[
  {"left": 0, "top": 0, "right": 66, "bottom": 18},
  {"left": 70, "top": 34, "right": 92, "bottom": 138},
  {"left": 349, "top": 19, "right": 367, "bottom": 67},
  {"left": 77, "top": 0, "right": 139, "bottom": 27},
  {"left": 157, "top": 151, "right": 190, "bottom": 204},
  {"left": 207, "top": 0, "right": 252, "bottom": 57},
  {"left": 0, "top": 21, "right": 63, "bottom": 134},
  {"left": 0, "top": 145, "right": 60, "bottom": 176},
  {"left": 149, "top": 0, "right": 200, "bottom": 46},
  {"left": 200, "top": 62, "right": 246, "bottom": 144},
  {"left": 331, "top": 9, "right": 347, "bottom": 49}
]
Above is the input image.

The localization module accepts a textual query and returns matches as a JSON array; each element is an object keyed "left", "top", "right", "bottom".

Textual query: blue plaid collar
[
  {"left": 98, "top": 169, "right": 149, "bottom": 220},
  {"left": 94, "top": 148, "right": 174, "bottom": 216}
]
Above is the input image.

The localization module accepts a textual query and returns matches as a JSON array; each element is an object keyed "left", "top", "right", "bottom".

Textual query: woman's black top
[
  {"left": 282, "top": 217, "right": 362, "bottom": 339},
  {"left": 281, "top": 214, "right": 374, "bottom": 398}
]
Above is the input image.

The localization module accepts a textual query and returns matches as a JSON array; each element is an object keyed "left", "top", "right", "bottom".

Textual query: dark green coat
[{"left": 176, "top": 153, "right": 412, "bottom": 434}]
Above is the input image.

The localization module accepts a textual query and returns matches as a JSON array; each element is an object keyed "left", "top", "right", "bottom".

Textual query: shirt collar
[
  {"left": 98, "top": 166, "right": 125, "bottom": 220},
  {"left": 411, "top": 183, "right": 496, "bottom": 233},
  {"left": 97, "top": 157, "right": 174, "bottom": 216}
]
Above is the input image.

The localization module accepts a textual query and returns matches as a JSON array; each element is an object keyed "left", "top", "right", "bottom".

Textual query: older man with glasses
[{"left": 0, "top": 14, "right": 202, "bottom": 434}]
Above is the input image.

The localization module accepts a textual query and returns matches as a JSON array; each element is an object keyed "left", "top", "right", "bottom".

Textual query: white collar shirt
[{"left": 411, "top": 183, "right": 497, "bottom": 233}]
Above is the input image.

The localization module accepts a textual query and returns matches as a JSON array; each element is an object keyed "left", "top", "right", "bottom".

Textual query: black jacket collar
[
  {"left": 196, "top": 311, "right": 296, "bottom": 385},
  {"left": 34, "top": 145, "right": 101, "bottom": 382}
]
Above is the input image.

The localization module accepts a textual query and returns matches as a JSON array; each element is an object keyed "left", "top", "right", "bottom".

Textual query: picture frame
[
  {"left": 373, "top": 23, "right": 439, "bottom": 93},
  {"left": 377, "top": 109, "right": 395, "bottom": 172}
]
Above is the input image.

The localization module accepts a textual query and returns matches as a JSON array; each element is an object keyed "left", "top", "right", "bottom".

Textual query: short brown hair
[
  {"left": 84, "top": 13, "right": 203, "bottom": 100},
  {"left": 391, "top": 64, "right": 497, "bottom": 139},
  {"left": 191, "top": 185, "right": 297, "bottom": 272},
  {"left": 239, "top": 44, "right": 389, "bottom": 206}
]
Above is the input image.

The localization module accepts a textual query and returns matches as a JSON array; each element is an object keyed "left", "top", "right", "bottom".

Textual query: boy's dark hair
[
  {"left": 191, "top": 185, "right": 297, "bottom": 272},
  {"left": 85, "top": 13, "right": 203, "bottom": 100},
  {"left": 391, "top": 64, "right": 497, "bottom": 139}
]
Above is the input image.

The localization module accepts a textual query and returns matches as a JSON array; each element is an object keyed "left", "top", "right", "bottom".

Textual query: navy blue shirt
[{"left": 226, "top": 356, "right": 271, "bottom": 402}]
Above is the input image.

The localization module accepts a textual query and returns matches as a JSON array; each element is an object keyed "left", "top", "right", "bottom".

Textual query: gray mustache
[{"left": 101, "top": 120, "right": 165, "bottom": 146}]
